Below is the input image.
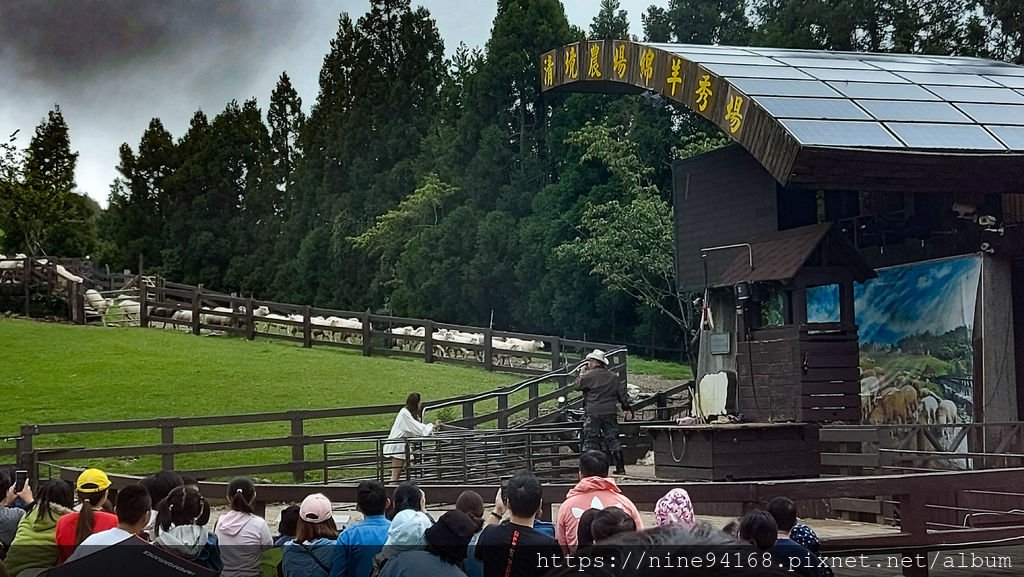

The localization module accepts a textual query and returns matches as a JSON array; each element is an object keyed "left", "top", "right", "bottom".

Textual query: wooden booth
[{"left": 543, "top": 41, "right": 1024, "bottom": 481}]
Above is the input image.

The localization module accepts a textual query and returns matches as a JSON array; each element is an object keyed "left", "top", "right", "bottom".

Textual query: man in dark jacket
[{"left": 575, "top": 349, "right": 633, "bottom": 474}]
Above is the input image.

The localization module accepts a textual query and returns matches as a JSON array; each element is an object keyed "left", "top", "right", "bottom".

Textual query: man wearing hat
[{"left": 575, "top": 349, "right": 633, "bottom": 474}]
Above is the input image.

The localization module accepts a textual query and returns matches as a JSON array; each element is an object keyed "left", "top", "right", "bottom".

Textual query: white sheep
[
  {"left": 84, "top": 289, "right": 109, "bottom": 314},
  {"left": 55, "top": 264, "right": 83, "bottom": 283}
]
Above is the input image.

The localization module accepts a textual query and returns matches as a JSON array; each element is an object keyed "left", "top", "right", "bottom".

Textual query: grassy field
[
  {"left": 1, "top": 319, "right": 691, "bottom": 480},
  {"left": 0, "top": 319, "right": 521, "bottom": 478},
  {"left": 629, "top": 357, "right": 694, "bottom": 381}
]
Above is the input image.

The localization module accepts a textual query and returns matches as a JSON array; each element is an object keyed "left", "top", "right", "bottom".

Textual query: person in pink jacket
[{"left": 555, "top": 451, "right": 644, "bottom": 553}]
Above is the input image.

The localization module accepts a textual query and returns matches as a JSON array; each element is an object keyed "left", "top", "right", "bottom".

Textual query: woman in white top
[{"left": 384, "top": 393, "right": 438, "bottom": 482}]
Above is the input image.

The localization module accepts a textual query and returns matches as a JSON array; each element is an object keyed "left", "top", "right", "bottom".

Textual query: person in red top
[{"left": 55, "top": 468, "right": 118, "bottom": 563}]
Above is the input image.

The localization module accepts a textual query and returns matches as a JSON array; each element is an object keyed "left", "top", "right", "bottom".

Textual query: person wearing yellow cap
[{"left": 54, "top": 468, "right": 118, "bottom": 563}]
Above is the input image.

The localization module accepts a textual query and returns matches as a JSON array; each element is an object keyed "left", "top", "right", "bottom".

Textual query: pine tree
[
  {"left": 1, "top": 106, "right": 84, "bottom": 255},
  {"left": 590, "top": 0, "right": 631, "bottom": 39}
]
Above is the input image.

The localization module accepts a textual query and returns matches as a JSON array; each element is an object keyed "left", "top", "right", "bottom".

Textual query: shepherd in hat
[{"left": 575, "top": 349, "right": 633, "bottom": 474}]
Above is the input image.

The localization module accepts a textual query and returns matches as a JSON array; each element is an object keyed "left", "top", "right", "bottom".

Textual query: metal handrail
[{"left": 422, "top": 346, "right": 628, "bottom": 418}]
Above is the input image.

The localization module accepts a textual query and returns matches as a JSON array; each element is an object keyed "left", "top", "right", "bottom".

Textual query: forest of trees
[{"left": 2, "top": 0, "right": 1021, "bottom": 358}]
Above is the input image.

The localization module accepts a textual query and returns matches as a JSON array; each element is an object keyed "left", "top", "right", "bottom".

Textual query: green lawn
[
  {"left": 629, "top": 357, "right": 694, "bottom": 381},
  {"left": 0, "top": 319, "right": 520, "bottom": 479}
]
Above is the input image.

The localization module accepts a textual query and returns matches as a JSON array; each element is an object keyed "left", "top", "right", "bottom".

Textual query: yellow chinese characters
[
  {"left": 543, "top": 54, "right": 555, "bottom": 87},
  {"left": 564, "top": 46, "right": 579, "bottom": 80},
  {"left": 726, "top": 95, "right": 744, "bottom": 133},
  {"left": 613, "top": 44, "right": 628, "bottom": 79},
  {"left": 695, "top": 74, "right": 713, "bottom": 112},
  {"left": 639, "top": 48, "right": 655, "bottom": 86},
  {"left": 588, "top": 44, "right": 602, "bottom": 78},
  {"left": 666, "top": 59, "right": 682, "bottom": 96}
]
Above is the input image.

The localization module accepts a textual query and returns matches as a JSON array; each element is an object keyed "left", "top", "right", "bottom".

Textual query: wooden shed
[{"left": 715, "top": 223, "right": 876, "bottom": 423}]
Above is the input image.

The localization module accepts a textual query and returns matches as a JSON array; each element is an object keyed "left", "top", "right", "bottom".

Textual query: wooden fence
[
  {"left": 13, "top": 348, "right": 651, "bottom": 484},
  {"left": 51, "top": 464, "right": 1024, "bottom": 576},
  {"left": 130, "top": 280, "right": 621, "bottom": 376},
  {"left": 3, "top": 257, "right": 630, "bottom": 375}
]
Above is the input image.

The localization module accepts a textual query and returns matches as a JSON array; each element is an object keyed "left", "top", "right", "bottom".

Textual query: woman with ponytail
[
  {"left": 54, "top": 469, "right": 118, "bottom": 563},
  {"left": 215, "top": 477, "right": 272, "bottom": 577},
  {"left": 153, "top": 485, "right": 222, "bottom": 573}
]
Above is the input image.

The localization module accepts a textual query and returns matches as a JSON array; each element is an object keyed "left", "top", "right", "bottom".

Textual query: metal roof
[
  {"left": 716, "top": 223, "right": 876, "bottom": 287},
  {"left": 541, "top": 41, "right": 1024, "bottom": 192}
]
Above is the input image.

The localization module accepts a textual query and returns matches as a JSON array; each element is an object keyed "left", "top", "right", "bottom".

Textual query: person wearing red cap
[{"left": 281, "top": 493, "right": 338, "bottom": 577}]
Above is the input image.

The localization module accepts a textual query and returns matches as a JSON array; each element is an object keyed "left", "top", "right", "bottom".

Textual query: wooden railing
[
  {"left": 51, "top": 464, "right": 1024, "bottom": 576},
  {"left": 820, "top": 422, "right": 1024, "bottom": 476},
  {"left": 132, "top": 282, "right": 620, "bottom": 376},
  {"left": 14, "top": 350, "right": 646, "bottom": 484}
]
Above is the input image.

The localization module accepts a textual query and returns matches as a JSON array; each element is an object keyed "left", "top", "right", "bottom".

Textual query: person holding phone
[{"left": 1, "top": 469, "right": 34, "bottom": 556}]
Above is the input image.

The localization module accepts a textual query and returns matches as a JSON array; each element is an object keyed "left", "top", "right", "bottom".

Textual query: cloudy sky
[{"left": 0, "top": 0, "right": 653, "bottom": 207}]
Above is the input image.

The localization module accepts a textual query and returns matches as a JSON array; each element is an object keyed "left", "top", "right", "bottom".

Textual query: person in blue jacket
[{"left": 332, "top": 481, "right": 391, "bottom": 577}]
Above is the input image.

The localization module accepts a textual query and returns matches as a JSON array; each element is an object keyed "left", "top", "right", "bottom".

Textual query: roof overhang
[{"left": 541, "top": 41, "right": 1024, "bottom": 193}]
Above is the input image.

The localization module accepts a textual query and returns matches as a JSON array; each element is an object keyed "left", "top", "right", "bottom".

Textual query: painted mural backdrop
[{"left": 809, "top": 256, "right": 981, "bottom": 437}]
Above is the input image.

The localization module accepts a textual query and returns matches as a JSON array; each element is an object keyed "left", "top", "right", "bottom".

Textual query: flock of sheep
[
  {"left": 75, "top": 294, "right": 548, "bottom": 367},
  {"left": 388, "top": 325, "right": 545, "bottom": 367},
  {"left": 860, "top": 367, "right": 959, "bottom": 429}
]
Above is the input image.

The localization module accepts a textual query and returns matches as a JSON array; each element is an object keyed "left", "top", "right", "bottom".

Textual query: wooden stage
[{"left": 643, "top": 422, "right": 821, "bottom": 481}]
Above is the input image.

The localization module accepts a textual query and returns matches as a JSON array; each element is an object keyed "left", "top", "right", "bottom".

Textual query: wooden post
[
  {"left": 161, "top": 423, "right": 175, "bottom": 471},
  {"left": 23, "top": 258, "right": 32, "bottom": 317},
  {"left": 139, "top": 284, "right": 149, "bottom": 328},
  {"left": 550, "top": 338, "right": 562, "bottom": 371},
  {"left": 528, "top": 382, "right": 539, "bottom": 420},
  {"left": 497, "top": 394, "right": 508, "bottom": 429},
  {"left": 245, "top": 297, "right": 255, "bottom": 341},
  {"left": 424, "top": 320, "right": 434, "bottom": 363},
  {"left": 291, "top": 416, "right": 305, "bottom": 483},
  {"left": 191, "top": 286, "right": 201, "bottom": 335},
  {"left": 361, "top": 311, "right": 372, "bottom": 356},
  {"left": 17, "top": 425, "right": 36, "bottom": 483},
  {"left": 484, "top": 328, "right": 494, "bottom": 372},
  {"left": 302, "top": 305, "right": 312, "bottom": 348},
  {"left": 462, "top": 401, "right": 475, "bottom": 429},
  {"left": 897, "top": 492, "right": 930, "bottom": 577}
]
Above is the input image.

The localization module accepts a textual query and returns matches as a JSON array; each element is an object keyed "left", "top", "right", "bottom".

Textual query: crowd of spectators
[{"left": 0, "top": 456, "right": 830, "bottom": 577}]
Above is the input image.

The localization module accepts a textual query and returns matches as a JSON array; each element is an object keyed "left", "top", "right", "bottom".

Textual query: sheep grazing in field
[{"left": 172, "top": 309, "right": 193, "bottom": 327}]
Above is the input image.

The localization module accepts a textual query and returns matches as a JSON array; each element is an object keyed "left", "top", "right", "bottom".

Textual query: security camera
[
  {"left": 977, "top": 215, "right": 997, "bottom": 227},
  {"left": 952, "top": 202, "right": 978, "bottom": 219}
]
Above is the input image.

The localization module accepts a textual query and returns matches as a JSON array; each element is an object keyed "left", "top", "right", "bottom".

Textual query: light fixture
[{"left": 735, "top": 281, "right": 752, "bottom": 301}]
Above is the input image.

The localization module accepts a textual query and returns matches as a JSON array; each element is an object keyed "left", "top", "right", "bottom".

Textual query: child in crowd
[
  {"left": 275, "top": 505, "right": 301, "bottom": 546},
  {"left": 55, "top": 469, "right": 119, "bottom": 563},
  {"left": 282, "top": 494, "right": 338, "bottom": 577},
  {"left": 3, "top": 480, "right": 74, "bottom": 576},
  {"left": 215, "top": 477, "right": 273, "bottom": 577},
  {"left": 332, "top": 480, "right": 392, "bottom": 577},
  {"left": 66, "top": 484, "right": 152, "bottom": 562},
  {"left": 153, "top": 486, "right": 222, "bottom": 573}
]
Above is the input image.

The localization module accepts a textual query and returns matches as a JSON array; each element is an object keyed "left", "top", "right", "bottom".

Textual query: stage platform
[{"left": 642, "top": 422, "right": 820, "bottom": 481}]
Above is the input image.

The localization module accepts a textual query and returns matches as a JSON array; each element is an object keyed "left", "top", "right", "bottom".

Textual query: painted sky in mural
[{"left": 853, "top": 256, "right": 981, "bottom": 347}]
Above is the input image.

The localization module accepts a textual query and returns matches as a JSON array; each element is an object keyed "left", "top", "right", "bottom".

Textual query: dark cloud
[{"left": 0, "top": 0, "right": 302, "bottom": 84}]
